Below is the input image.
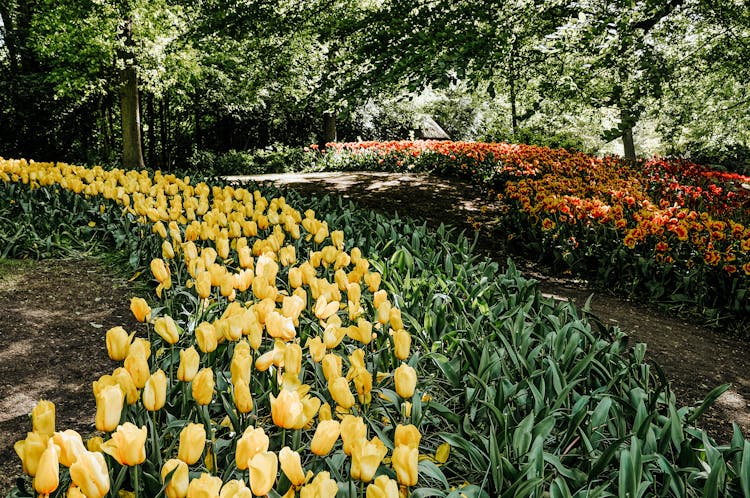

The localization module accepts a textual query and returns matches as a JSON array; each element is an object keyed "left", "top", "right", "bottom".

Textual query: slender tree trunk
[
  {"left": 509, "top": 78, "right": 518, "bottom": 137},
  {"left": 146, "top": 92, "right": 155, "bottom": 167},
  {"left": 194, "top": 92, "right": 201, "bottom": 151},
  {"left": 620, "top": 108, "right": 636, "bottom": 161},
  {"left": 160, "top": 94, "right": 169, "bottom": 168},
  {"left": 119, "top": 18, "right": 145, "bottom": 169},
  {"left": 322, "top": 111, "right": 337, "bottom": 145}
]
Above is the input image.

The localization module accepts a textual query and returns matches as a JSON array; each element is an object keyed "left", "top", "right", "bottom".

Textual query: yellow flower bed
[{"left": 2, "top": 158, "right": 433, "bottom": 497}]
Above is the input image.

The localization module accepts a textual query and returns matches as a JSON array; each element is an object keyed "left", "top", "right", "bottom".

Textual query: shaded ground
[
  {"left": 0, "top": 259, "right": 139, "bottom": 496},
  {"left": 1, "top": 172, "right": 748, "bottom": 496},
  {"left": 241, "top": 171, "right": 750, "bottom": 442}
]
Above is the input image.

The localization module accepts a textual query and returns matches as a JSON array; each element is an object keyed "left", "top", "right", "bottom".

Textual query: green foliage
[{"left": 186, "top": 144, "right": 315, "bottom": 176}]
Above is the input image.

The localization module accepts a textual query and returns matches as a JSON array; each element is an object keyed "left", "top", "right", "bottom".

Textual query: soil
[
  {"left": 0, "top": 259, "right": 141, "bottom": 496},
  {"left": 0, "top": 172, "right": 748, "bottom": 496}
]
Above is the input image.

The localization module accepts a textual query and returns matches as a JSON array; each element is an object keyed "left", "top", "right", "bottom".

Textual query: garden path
[{"left": 235, "top": 171, "right": 750, "bottom": 443}]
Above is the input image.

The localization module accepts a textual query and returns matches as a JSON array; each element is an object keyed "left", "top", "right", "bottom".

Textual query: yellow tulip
[
  {"left": 376, "top": 301, "right": 391, "bottom": 326},
  {"left": 351, "top": 436, "right": 387, "bottom": 483},
  {"left": 366, "top": 475, "right": 399, "bottom": 498},
  {"left": 112, "top": 367, "right": 139, "bottom": 405},
  {"left": 70, "top": 451, "right": 110, "bottom": 498},
  {"left": 265, "top": 311, "right": 296, "bottom": 341},
  {"left": 192, "top": 368, "right": 214, "bottom": 405},
  {"left": 161, "top": 459, "right": 189, "bottom": 498},
  {"left": 394, "top": 363, "right": 417, "bottom": 399},
  {"left": 305, "top": 336, "right": 325, "bottom": 363},
  {"left": 150, "top": 258, "right": 171, "bottom": 283},
  {"left": 331, "top": 230, "right": 344, "bottom": 250},
  {"left": 279, "top": 446, "right": 309, "bottom": 487},
  {"left": 195, "top": 321, "right": 218, "bottom": 353},
  {"left": 281, "top": 295, "right": 305, "bottom": 322},
  {"left": 186, "top": 473, "right": 222, "bottom": 498},
  {"left": 233, "top": 379, "right": 254, "bottom": 414},
  {"left": 284, "top": 343, "right": 302, "bottom": 376},
  {"left": 248, "top": 451, "right": 278, "bottom": 497},
  {"left": 230, "top": 341, "right": 252, "bottom": 384},
  {"left": 31, "top": 400, "right": 55, "bottom": 437},
  {"left": 340, "top": 415, "right": 367, "bottom": 456},
  {"left": 52, "top": 429, "right": 85, "bottom": 467},
  {"left": 177, "top": 423, "right": 206, "bottom": 465},
  {"left": 394, "top": 424, "right": 421, "bottom": 450},
  {"left": 299, "top": 471, "right": 338, "bottom": 498},
  {"left": 318, "top": 402, "right": 332, "bottom": 421},
  {"left": 154, "top": 315, "right": 180, "bottom": 344},
  {"left": 105, "top": 326, "right": 134, "bottom": 361},
  {"left": 178, "top": 347, "right": 200, "bottom": 382},
  {"left": 101, "top": 423, "right": 147, "bottom": 466},
  {"left": 321, "top": 354, "right": 342, "bottom": 383},
  {"left": 94, "top": 384, "right": 124, "bottom": 432},
  {"left": 143, "top": 369, "right": 168, "bottom": 411},
  {"left": 219, "top": 479, "right": 253, "bottom": 498},
  {"left": 124, "top": 351, "right": 150, "bottom": 389},
  {"left": 86, "top": 436, "right": 104, "bottom": 453},
  {"left": 130, "top": 337, "right": 151, "bottom": 358},
  {"left": 270, "top": 388, "right": 306, "bottom": 429},
  {"left": 162, "top": 240, "right": 176, "bottom": 259},
  {"left": 392, "top": 445, "right": 419, "bottom": 486},
  {"left": 34, "top": 438, "right": 59, "bottom": 496},
  {"left": 364, "top": 272, "right": 381, "bottom": 292},
  {"left": 235, "top": 426, "right": 269, "bottom": 471},
  {"left": 14, "top": 431, "right": 47, "bottom": 476},
  {"left": 216, "top": 236, "right": 230, "bottom": 259},
  {"left": 310, "top": 420, "right": 340, "bottom": 456},
  {"left": 130, "top": 297, "right": 151, "bottom": 323},
  {"left": 434, "top": 443, "right": 451, "bottom": 464},
  {"left": 329, "top": 376, "right": 355, "bottom": 409},
  {"left": 288, "top": 267, "right": 302, "bottom": 288},
  {"left": 314, "top": 296, "right": 339, "bottom": 320},
  {"left": 195, "top": 271, "right": 212, "bottom": 299},
  {"left": 238, "top": 246, "right": 254, "bottom": 269},
  {"left": 392, "top": 329, "right": 411, "bottom": 361}
]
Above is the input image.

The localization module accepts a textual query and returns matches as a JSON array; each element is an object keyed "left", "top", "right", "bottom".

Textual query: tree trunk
[
  {"left": 321, "top": 111, "right": 337, "bottom": 146},
  {"left": 509, "top": 78, "right": 518, "bottom": 137},
  {"left": 160, "top": 94, "right": 169, "bottom": 168},
  {"left": 620, "top": 109, "right": 636, "bottom": 161},
  {"left": 119, "top": 18, "right": 145, "bottom": 170},
  {"left": 146, "top": 92, "right": 155, "bottom": 167}
]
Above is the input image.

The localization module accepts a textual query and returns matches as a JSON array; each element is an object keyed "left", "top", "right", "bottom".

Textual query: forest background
[{"left": 0, "top": 0, "right": 748, "bottom": 173}]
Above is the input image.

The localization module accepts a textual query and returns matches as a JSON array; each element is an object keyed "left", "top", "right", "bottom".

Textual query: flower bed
[
  {"left": 310, "top": 141, "right": 750, "bottom": 329},
  {"left": 2, "top": 157, "right": 749, "bottom": 497}
]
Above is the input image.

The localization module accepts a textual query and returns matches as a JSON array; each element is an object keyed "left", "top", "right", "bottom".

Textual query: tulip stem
[
  {"left": 132, "top": 463, "right": 140, "bottom": 498},
  {"left": 150, "top": 410, "right": 163, "bottom": 468}
]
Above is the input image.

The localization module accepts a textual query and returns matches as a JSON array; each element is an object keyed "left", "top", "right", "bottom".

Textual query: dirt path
[
  {"left": 0, "top": 259, "right": 139, "bottom": 496},
  {"left": 240, "top": 171, "right": 750, "bottom": 443}
]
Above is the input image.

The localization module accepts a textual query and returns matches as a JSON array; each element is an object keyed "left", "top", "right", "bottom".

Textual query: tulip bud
[
  {"left": 366, "top": 475, "right": 399, "bottom": 498},
  {"left": 124, "top": 351, "right": 150, "bottom": 389},
  {"left": 70, "top": 450, "right": 110, "bottom": 498},
  {"left": 392, "top": 329, "right": 411, "bottom": 361},
  {"left": 230, "top": 341, "right": 252, "bottom": 385},
  {"left": 130, "top": 297, "right": 151, "bottom": 323},
  {"left": 162, "top": 240, "right": 176, "bottom": 259},
  {"left": 154, "top": 315, "right": 180, "bottom": 344},
  {"left": 177, "top": 423, "right": 206, "bottom": 465},
  {"left": 94, "top": 384, "right": 124, "bottom": 432},
  {"left": 187, "top": 473, "right": 222, "bottom": 498},
  {"left": 101, "top": 423, "right": 147, "bottom": 466},
  {"left": 34, "top": 438, "right": 59, "bottom": 496},
  {"left": 31, "top": 400, "right": 55, "bottom": 437},
  {"left": 394, "top": 363, "right": 417, "bottom": 399},
  {"left": 284, "top": 343, "right": 302, "bottom": 376},
  {"left": 310, "top": 420, "right": 340, "bottom": 456},
  {"left": 192, "top": 368, "right": 214, "bottom": 405},
  {"left": 392, "top": 445, "right": 419, "bottom": 486},
  {"left": 52, "top": 429, "right": 85, "bottom": 467},
  {"left": 233, "top": 380, "right": 254, "bottom": 414},
  {"left": 235, "top": 427, "right": 269, "bottom": 471},
  {"left": 351, "top": 436, "right": 388, "bottom": 483},
  {"left": 321, "top": 354, "right": 342, "bottom": 383},
  {"left": 279, "top": 446, "right": 308, "bottom": 487},
  {"left": 305, "top": 336, "right": 325, "bottom": 363},
  {"left": 14, "top": 431, "right": 47, "bottom": 476},
  {"left": 143, "top": 369, "right": 168, "bottom": 411},
  {"left": 248, "top": 451, "right": 278, "bottom": 497},
  {"left": 195, "top": 321, "right": 217, "bottom": 353},
  {"left": 151, "top": 258, "right": 171, "bottom": 283},
  {"left": 329, "top": 376, "right": 355, "bottom": 410},
  {"left": 288, "top": 267, "right": 302, "bottom": 288},
  {"left": 177, "top": 346, "right": 200, "bottom": 382},
  {"left": 161, "top": 459, "right": 189, "bottom": 498},
  {"left": 105, "top": 326, "right": 133, "bottom": 361}
]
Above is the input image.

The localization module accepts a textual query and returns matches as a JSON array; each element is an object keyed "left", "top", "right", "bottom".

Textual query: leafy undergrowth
[
  {"left": 307, "top": 141, "right": 750, "bottom": 333},
  {"left": 1, "top": 157, "right": 749, "bottom": 498}
]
